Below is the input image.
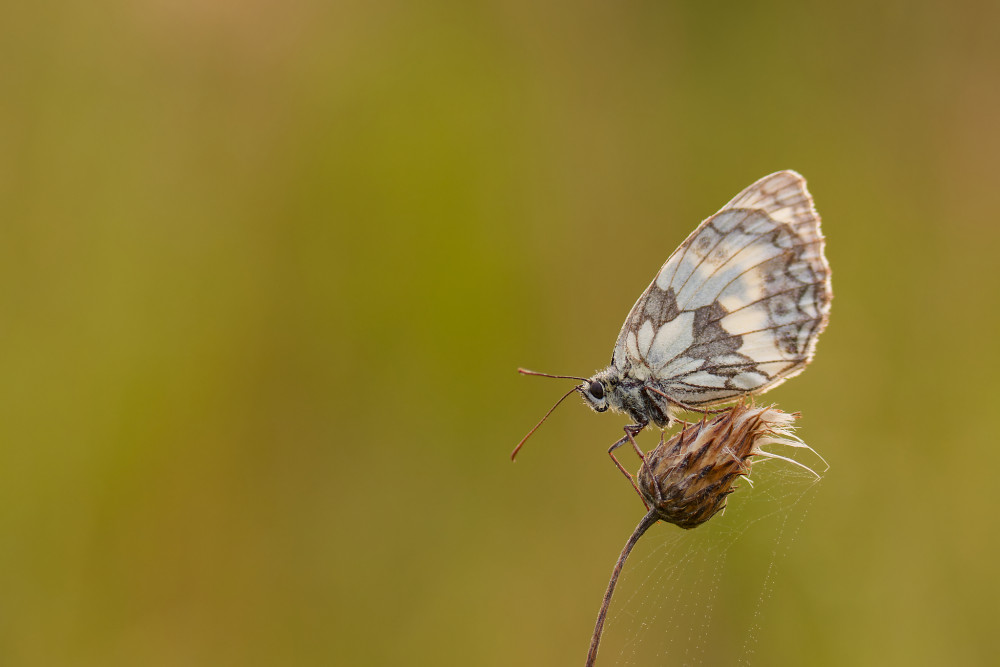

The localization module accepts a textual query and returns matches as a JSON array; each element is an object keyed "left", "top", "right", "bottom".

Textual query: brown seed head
[{"left": 637, "top": 403, "right": 818, "bottom": 529}]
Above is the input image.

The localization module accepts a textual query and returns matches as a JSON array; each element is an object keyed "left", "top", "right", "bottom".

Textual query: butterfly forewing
[{"left": 612, "top": 171, "right": 831, "bottom": 407}]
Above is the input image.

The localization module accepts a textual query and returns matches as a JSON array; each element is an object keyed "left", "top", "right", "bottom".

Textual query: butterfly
[{"left": 514, "top": 170, "right": 832, "bottom": 492}]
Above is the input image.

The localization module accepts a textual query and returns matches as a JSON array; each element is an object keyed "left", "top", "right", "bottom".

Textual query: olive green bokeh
[{"left": 3, "top": 1, "right": 999, "bottom": 664}]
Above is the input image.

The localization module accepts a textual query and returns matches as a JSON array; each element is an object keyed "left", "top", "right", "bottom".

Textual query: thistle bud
[{"left": 637, "top": 403, "right": 821, "bottom": 529}]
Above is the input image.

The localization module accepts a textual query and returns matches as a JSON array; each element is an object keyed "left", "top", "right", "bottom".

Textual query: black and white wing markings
[
  {"left": 612, "top": 170, "right": 831, "bottom": 407},
  {"left": 515, "top": 171, "right": 832, "bottom": 503}
]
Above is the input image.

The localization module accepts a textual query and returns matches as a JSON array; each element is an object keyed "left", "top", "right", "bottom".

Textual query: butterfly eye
[{"left": 589, "top": 381, "right": 605, "bottom": 400}]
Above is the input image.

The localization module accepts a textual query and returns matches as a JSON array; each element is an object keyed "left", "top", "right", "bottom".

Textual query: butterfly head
[
  {"left": 579, "top": 378, "right": 607, "bottom": 412},
  {"left": 579, "top": 369, "right": 620, "bottom": 414}
]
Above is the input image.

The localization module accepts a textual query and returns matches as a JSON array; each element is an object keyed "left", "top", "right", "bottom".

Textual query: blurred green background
[{"left": 3, "top": 1, "right": 999, "bottom": 665}]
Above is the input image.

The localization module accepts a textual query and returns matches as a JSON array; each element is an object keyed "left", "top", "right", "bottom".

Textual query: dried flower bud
[
  {"left": 587, "top": 404, "right": 824, "bottom": 666},
  {"left": 637, "top": 403, "right": 821, "bottom": 529}
]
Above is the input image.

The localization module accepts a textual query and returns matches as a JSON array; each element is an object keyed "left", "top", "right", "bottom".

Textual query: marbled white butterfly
[{"left": 514, "top": 171, "right": 832, "bottom": 488}]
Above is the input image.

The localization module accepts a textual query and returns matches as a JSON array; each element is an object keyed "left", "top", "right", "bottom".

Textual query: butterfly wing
[{"left": 611, "top": 170, "right": 832, "bottom": 406}]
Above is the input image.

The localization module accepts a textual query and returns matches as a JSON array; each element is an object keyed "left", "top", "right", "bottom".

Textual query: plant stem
[{"left": 585, "top": 509, "right": 659, "bottom": 666}]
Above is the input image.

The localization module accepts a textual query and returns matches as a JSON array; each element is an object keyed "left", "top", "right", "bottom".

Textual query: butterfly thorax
[{"left": 582, "top": 367, "right": 673, "bottom": 430}]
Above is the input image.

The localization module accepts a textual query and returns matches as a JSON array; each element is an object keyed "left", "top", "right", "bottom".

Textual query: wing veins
[
  {"left": 675, "top": 219, "right": 818, "bottom": 311},
  {"left": 615, "top": 173, "right": 828, "bottom": 381},
  {"left": 693, "top": 318, "right": 819, "bottom": 346},
  {"left": 651, "top": 315, "right": 816, "bottom": 378},
  {"left": 671, "top": 209, "right": 773, "bottom": 300},
  {"left": 671, "top": 359, "right": 802, "bottom": 378},
  {"left": 650, "top": 240, "right": 823, "bottom": 374},
  {"left": 706, "top": 280, "right": 828, "bottom": 324},
  {"left": 684, "top": 238, "right": 824, "bottom": 311}
]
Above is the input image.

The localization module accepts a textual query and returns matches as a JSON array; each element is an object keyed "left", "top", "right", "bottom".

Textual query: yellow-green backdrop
[{"left": 3, "top": 1, "right": 999, "bottom": 665}]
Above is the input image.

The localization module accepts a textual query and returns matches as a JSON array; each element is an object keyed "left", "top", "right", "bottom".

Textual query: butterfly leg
[{"left": 608, "top": 423, "right": 649, "bottom": 508}]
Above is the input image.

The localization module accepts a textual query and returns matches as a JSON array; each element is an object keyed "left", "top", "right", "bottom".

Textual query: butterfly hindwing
[{"left": 612, "top": 171, "right": 831, "bottom": 407}]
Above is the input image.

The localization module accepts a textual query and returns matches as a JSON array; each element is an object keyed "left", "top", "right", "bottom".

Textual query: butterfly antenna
[
  {"left": 511, "top": 385, "right": 581, "bottom": 461},
  {"left": 518, "top": 368, "right": 588, "bottom": 382}
]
